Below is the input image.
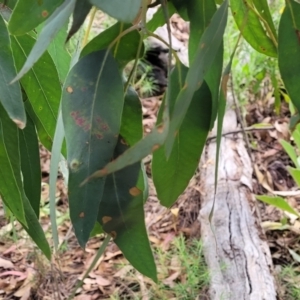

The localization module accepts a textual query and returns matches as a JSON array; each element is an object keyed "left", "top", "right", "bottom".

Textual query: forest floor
[{"left": 1, "top": 7, "right": 300, "bottom": 300}]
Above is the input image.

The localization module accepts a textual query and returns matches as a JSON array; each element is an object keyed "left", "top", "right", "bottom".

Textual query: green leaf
[
  {"left": 8, "top": 0, "right": 64, "bottom": 35},
  {"left": 0, "top": 103, "right": 26, "bottom": 225},
  {"left": 89, "top": 221, "right": 104, "bottom": 237},
  {"left": 37, "top": 21, "right": 71, "bottom": 82},
  {"left": 165, "top": 0, "right": 228, "bottom": 156},
  {"left": 256, "top": 195, "right": 300, "bottom": 217},
  {"left": 187, "top": 0, "right": 223, "bottom": 128},
  {"left": 11, "top": 0, "right": 75, "bottom": 82},
  {"left": 18, "top": 112, "right": 41, "bottom": 218},
  {"left": 152, "top": 64, "right": 212, "bottom": 207},
  {"left": 280, "top": 139, "right": 299, "bottom": 168},
  {"left": 146, "top": 2, "right": 176, "bottom": 32},
  {"left": 120, "top": 87, "right": 143, "bottom": 147},
  {"left": 21, "top": 195, "right": 51, "bottom": 259},
  {"left": 90, "top": 0, "right": 142, "bottom": 23},
  {"left": 98, "top": 140, "right": 157, "bottom": 282},
  {"left": 62, "top": 49, "right": 124, "bottom": 247},
  {"left": 278, "top": 1, "right": 300, "bottom": 113},
  {"left": 292, "top": 124, "right": 300, "bottom": 152},
  {"left": 11, "top": 34, "right": 62, "bottom": 151},
  {"left": 49, "top": 107, "right": 65, "bottom": 250},
  {"left": 252, "top": 0, "right": 277, "bottom": 41},
  {"left": 67, "top": 0, "right": 92, "bottom": 42},
  {"left": 0, "top": 14, "right": 25, "bottom": 128},
  {"left": 81, "top": 22, "right": 144, "bottom": 69},
  {"left": 288, "top": 167, "right": 300, "bottom": 187},
  {"left": 231, "top": 0, "right": 277, "bottom": 57}
]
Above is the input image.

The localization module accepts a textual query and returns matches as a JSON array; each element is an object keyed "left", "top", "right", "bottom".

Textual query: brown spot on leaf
[
  {"left": 157, "top": 124, "right": 164, "bottom": 133},
  {"left": 41, "top": 10, "right": 48, "bottom": 17},
  {"left": 102, "top": 216, "right": 112, "bottom": 224},
  {"left": 79, "top": 212, "right": 85, "bottom": 218},
  {"left": 152, "top": 144, "right": 160, "bottom": 152},
  {"left": 129, "top": 187, "right": 142, "bottom": 196},
  {"left": 66, "top": 86, "right": 73, "bottom": 93}
]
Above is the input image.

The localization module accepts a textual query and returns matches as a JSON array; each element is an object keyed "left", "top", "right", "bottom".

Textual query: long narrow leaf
[
  {"left": 187, "top": 0, "right": 223, "bottom": 129},
  {"left": 37, "top": 21, "right": 71, "bottom": 83},
  {"left": 11, "top": 34, "right": 62, "bottom": 152},
  {"left": 11, "top": 0, "right": 75, "bottom": 83},
  {"left": 0, "top": 14, "right": 25, "bottom": 128},
  {"left": 152, "top": 64, "right": 212, "bottom": 207},
  {"left": 98, "top": 144, "right": 157, "bottom": 281},
  {"left": 165, "top": 0, "right": 228, "bottom": 157},
  {"left": 18, "top": 112, "right": 41, "bottom": 217},
  {"left": 49, "top": 107, "right": 65, "bottom": 251},
  {"left": 21, "top": 195, "right": 51, "bottom": 259},
  {"left": 0, "top": 104, "right": 26, "bottom": 225}
]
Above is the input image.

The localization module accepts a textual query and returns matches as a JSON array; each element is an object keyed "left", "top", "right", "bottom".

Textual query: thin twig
[{"left": 207, "top": 125, "right": 275, "bottom": 141}]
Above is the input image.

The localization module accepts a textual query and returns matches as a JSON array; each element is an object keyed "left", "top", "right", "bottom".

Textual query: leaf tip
[{"left": 13, "top": 119, "right": 26, "bottom": 129}]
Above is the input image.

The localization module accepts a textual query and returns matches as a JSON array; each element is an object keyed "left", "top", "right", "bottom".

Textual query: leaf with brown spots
[
  {"left": 62, "top": 49, "right": 124, "bottom": 247},
  {"left": 8, "top": 0, "right": 64, "bottom": 35},
  {"left": 97, "top": 138, "right": 157, "bottom": 282},
  {"left": 230, "top": 0, "right": 277, "bottom": 57}
]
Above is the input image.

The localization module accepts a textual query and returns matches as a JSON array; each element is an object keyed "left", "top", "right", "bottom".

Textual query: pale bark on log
[{"left": 199, "top": 95, "right": 277, "bottom": 300}]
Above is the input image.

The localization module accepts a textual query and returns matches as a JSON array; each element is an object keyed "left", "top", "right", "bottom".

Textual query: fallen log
[{"left": 199, "top": 93, "right": 277, "bottom": 299}]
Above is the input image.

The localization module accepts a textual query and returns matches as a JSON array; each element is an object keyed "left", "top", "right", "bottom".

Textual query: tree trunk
[{"left": 199, "top": 93, "right": 277, "bottom": 299}]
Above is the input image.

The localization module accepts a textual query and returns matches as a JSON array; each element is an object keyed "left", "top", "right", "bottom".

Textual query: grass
[
  {"left": 278, "top": 265, "right": 300, "bottom": 300},
  {"left": 223, "top": 1, "right": 284, "bottom": 107},
  {"left": 110, "top": 235, "right": 210, "bottom": 300}
]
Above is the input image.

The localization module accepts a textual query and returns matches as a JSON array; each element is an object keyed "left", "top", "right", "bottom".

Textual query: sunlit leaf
[
  {"left": 11, "top": 0, "right": 75, "bottom": 82},
  {"left": 37, "top": 21, "right": 71, "bottom": 82},
  {"left": 280, "top": 139, "right": 299, "bottom": 168},
  {"left": 11, "top": 34, "right": 62, "bottom": 152},
  {"left": 62, "top": 49, "right": 124, "bottom": 247},
  {"left": 252, "top": 0, "right": 277, "bottom": 41},
  {"left": 288, "top": 167, "right": 300, "bottom": 187},
  {"left": 8, "top": 0, "right": 64, "bottom": 35},
  {"left": 256, "top": 195, "right": 300, "bottom": 217},
  {"left": 231, "top": 0, "right": 277, "bottom": 57}
]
